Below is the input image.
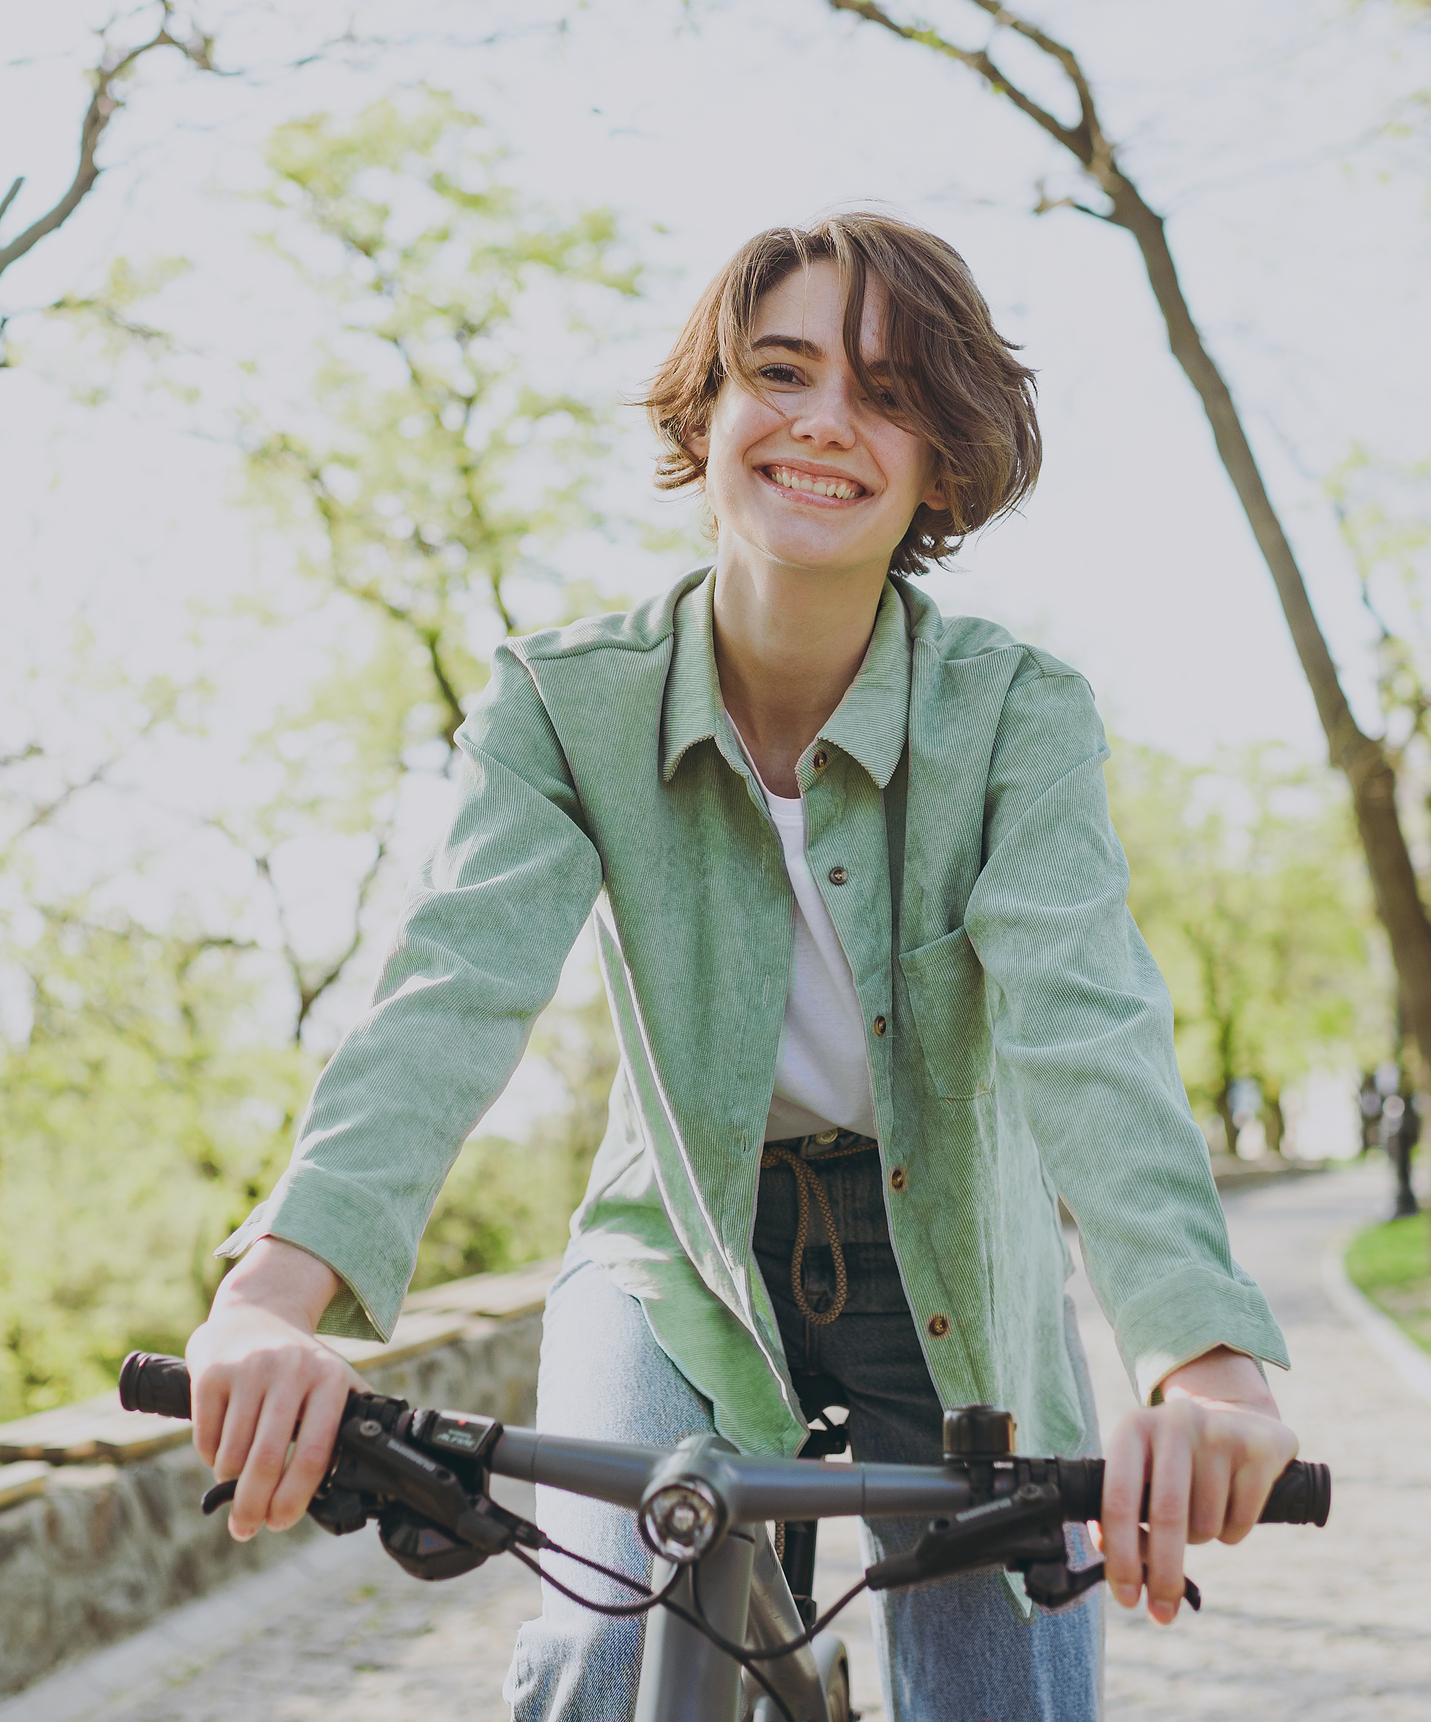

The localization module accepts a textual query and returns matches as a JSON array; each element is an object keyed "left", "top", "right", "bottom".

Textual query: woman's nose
[{"left": 788, "top": 380, "right": 859, "bottom": 449}]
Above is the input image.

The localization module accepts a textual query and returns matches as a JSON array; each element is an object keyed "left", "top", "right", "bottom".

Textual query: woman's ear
[
  {"left": 921, "top": 466, "right": 949, "bottom": 514},
  {"left": 685, "top": 423, "right": 710, "bottom": 463}
]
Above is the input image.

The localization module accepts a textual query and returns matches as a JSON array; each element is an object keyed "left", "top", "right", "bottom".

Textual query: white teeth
[{"left": 768, "top": 465, "right": 861, "bottom": 501}]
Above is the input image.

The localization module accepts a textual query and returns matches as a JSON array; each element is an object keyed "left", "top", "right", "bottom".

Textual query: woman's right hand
[{"left": 185, "top": 1236, "right": 366, "bottom": 1541}]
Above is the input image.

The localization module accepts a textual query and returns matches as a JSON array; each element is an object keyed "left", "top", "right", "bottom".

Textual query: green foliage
[
  {"left": 0, "top": 913, "right": 316, "bottom": 1419},
  {"left": 1326, "top": 448, "right": 1431, "bottom": 877},
  {"left": 1327, "top": 448, "right": 1431, "bottom": 734},
  {"left": 1345, "top": 1214, "right": 1431, "bottom": 1355},
  {"left": 1107, "top": 740, "right": 1391, "bottom": 1152},
  {"left": 244, "top": 89, "right": 641, "bottom": 749},
  {"left": 0, "top": 92, "right": 639, "bottom": 1418}
]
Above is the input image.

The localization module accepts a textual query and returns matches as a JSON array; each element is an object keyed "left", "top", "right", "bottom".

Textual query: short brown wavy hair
[{"left": 640, "top": 213, "right": 1041, "bottom": 575}]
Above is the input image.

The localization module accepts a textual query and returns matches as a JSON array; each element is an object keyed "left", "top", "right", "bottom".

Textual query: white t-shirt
[{"left": 728, "top": 718, "right": 878, "bottom": 1142}]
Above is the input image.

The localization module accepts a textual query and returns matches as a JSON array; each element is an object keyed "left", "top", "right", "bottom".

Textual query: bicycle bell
[{"left": 942, "top": 1404, "right": 1016, "bottom": 1463}]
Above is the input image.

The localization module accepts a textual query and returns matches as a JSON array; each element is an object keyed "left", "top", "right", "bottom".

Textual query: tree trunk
[
  {"left": 1100, "top": 174, "right": 1431, "bottom": 1083},
  {"left": 1214, "top": 1084, "right": 1240, "bottom": 1160},
  {"left": 821, "top": 0, "right": 1431, "bottom": 1084},
  {"left": 1262, "top": 1085, "right": 1286, "bottom": 1159}
]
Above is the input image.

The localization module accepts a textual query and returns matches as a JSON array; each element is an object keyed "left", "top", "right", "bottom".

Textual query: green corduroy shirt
[{"left": 220, "top": 566, "right": 1288, "bottom": 1468}]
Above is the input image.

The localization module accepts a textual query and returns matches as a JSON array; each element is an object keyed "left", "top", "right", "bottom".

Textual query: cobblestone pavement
[{"left": 26, "top": 1159, "right": 1431, "bottom": 1721}]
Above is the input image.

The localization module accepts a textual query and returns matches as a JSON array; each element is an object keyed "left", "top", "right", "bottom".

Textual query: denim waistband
[{"left": 763, "top": 1128, "right": 879, "bottom": 1162}]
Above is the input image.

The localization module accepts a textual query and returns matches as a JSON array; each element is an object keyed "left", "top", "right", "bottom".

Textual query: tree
[
  {"left": 1107, "top": 741, "right": 1390, "bottom": 1157},
  {"left": 223, "top": 91, "right": 643, "bottom": 1047},
  {"left": 0, "top": 91, "right": 645, "bottom": 1413},
  {"left": 0, "top": 908, "right": 316, "bottom": 1418},
  {"left": 243, "top": 91, "right": 642, "bottom": 752},
  {"left": 825, "top": 0, "right": 1431, "bottom": 1083}
]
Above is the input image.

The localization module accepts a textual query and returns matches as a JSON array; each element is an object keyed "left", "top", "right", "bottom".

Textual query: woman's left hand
[{"left": 1097, "top": 1346, "right": 1298, "bottom": 1624}]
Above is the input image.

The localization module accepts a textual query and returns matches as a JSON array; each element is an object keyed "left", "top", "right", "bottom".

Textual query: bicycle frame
[
  {"left": 636, "top": 1521, "right": 837, "bottom": 1722},
  {"left": 488, "top": 1426, "right": 974, "bottom": 1722}
]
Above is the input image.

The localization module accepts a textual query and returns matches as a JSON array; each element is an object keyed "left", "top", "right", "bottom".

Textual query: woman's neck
[{"left": 712, "top": 541, "right": 887, "bottom": 798}]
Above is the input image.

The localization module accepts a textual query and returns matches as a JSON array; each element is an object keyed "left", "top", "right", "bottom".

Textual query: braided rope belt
[{"left": 759, "top": 1138, "right": 878, "bottom": 1327}]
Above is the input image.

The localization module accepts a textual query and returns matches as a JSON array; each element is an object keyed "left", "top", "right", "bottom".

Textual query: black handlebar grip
[
  {"left": 119, "top": 1351, "right": 192, "bottom": 1421},
  {"left": 1257, "top": 1460, "right": 1331, "bottom": 1526},
  {"left": 1061, "top": 1456, "right": 1330, "bottom": 1527}
]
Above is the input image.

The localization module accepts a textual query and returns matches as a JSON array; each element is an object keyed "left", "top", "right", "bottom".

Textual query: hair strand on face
[{"left": 637, "top": 212, "right": 1041, "bottom": 575}]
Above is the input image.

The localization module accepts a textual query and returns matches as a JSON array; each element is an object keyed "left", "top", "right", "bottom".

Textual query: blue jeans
[{"left": 504, "top": 1132, "right": 1103, "bottom": 1721}]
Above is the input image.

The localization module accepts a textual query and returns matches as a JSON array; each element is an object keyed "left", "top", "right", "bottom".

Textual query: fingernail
[
  {"left": 1150, "top": 1599, "right": 1177, "bottom": 1625},
  {"left": 1111, "top": 1584, "right": 1140, "bottom": 1608},
  {"left": 230, "top": 1525, "right": 256, "bottom": 1543}
]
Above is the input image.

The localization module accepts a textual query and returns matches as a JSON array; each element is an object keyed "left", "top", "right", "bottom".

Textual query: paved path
[{"left": 14, "top": 1160, "right": 1430, "bottom": 1720}]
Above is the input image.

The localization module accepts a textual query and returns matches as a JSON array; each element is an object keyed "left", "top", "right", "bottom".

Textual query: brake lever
[
  {"left": 1017, "top": 1556, "right": 1201, "bottom": 1614},
  {"left": 201, "top": 1478, "right": 237, "bottom": 1515}
]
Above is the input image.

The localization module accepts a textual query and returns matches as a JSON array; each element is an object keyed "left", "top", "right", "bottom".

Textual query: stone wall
[{"left": 0, "top": 1261, "right": 558, "bottom": 1697}]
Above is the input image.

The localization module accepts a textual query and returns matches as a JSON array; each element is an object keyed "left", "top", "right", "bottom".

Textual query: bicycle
[{"left": 120, "top": 1351, "right": 1331, "bottom": 1722}]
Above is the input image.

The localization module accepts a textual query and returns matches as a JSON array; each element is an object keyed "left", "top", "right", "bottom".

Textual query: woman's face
[{"left": 689, "top": 259, "right": 944, "bottom": 579}]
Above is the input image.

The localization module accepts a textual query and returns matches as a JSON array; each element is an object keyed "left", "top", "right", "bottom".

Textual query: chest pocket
[{"left": 898, "top": 926, "right": 994, "bottom": 1100}]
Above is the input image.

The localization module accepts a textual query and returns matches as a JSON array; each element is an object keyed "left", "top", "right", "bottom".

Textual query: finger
[
  {"left": 1100, "top": 1415, "right": 1152, "bottom": 1609},
  {"left": 211, "top": 1380, "right": 262, "bottom": 1488},
  {"left": 1187, "top": 1445, "right": 1232, "bottom": 1546},
  {"left": 1143, "top": 1422, "right": 1192, "bottom": 1625},
  {"left": 188, "top": 1355, "right": 230, "bottom": 1469},
  {"left": 1221, "top": 1432, "right": 1285, "bottom": 1545},
  {"left": 228, "top": 1385, "right": 304, "bottom": 1542},
  {"left": 266, "top": 1371, "right": 350, "bottom": 1531}
]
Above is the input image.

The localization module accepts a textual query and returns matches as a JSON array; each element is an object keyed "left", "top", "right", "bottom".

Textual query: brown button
[
  {"left": 889, "top": 1166, "right": 907, "bottom": 1192},
  {"left": 927, "top": 1313, "right": 950, "bottom": 1338},
  {"left": 828, "top": 866, "right": 848, "bottom": 886},
  {"left": 812, "top": 750, "right": 828, "bottom": 770},
  {"left": 872, "top": 1015, "right": 887, "bottom": 1037}
]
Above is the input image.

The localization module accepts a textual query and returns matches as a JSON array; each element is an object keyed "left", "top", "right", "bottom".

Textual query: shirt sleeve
[
  {"left": 216, "top": 643, "right": 604, "bottom": 1341},
  {"left": 963, "top": 660, "right": 1289, "bottom": 1403}
]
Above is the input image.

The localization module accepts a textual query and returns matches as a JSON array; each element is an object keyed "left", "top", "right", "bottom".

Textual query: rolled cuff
[
  {"left": 1114, "top": 1263, "right": 1290, "bottom": 1406},
  {"left": 215, "top": 1166, "right": 413, "bottom": 1343}
]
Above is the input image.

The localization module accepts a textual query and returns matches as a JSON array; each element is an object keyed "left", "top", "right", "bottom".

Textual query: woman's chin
[{"left": 733, "top": 517, "right": 889, "bottom": 575}]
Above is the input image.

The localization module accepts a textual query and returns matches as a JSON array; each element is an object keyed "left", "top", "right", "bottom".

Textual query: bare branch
[
  {"left": 291, "top": 834, "right": 389, "bottom": 1038},
  {"left": 0, "top": 14, "right": 216, "bottom": 283},
  {"left": 2, "top": 751, "right": 122, "bottom": 856},
  {"left": 826, "top": 0, "right": 1102, "bottom": 170},
  {"left": 0, "top": 177, "right": 22, "bottom": 227},
  {"left": 1032, "top": 179, "right": 1111, "bottom": 222},
  {"left": 251, "top": 833, "right": 390, "bottom": 1042}
]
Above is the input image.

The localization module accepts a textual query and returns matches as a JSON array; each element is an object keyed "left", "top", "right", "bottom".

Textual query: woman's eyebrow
[
  {"left": 750, "top": 333, "right": 895, "bottom": 375},
  {"left": 751, "top": 334, "right": 822, "bottom": 357}
]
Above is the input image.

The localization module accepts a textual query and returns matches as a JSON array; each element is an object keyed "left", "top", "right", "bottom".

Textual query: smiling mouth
[{"left": 762, "top": 464, "right": 868, "bottom": 502}]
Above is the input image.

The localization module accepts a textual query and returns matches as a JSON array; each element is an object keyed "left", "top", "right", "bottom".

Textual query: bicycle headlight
[{"left": 639, "top": 1477, "right": 724, "bottom": 1563}]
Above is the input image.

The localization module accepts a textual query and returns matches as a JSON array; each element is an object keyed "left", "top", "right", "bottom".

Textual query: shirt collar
[{"left": 660, "top": 566, "right": 911, "bottom": 789}]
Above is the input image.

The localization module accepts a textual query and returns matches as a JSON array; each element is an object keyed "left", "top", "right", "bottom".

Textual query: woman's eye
[{"left": 759, "top": 364, "right": 802, "bottom": 385}]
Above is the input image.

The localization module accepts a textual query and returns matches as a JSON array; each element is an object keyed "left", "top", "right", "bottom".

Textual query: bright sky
[{"left": 2, "top": 0, "right": 1428, "bottom": 1070}]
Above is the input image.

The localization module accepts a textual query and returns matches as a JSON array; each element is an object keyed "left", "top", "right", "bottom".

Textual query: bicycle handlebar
[{"left": 119, "top": 1350, "right": 1330, "bottom": 1529}]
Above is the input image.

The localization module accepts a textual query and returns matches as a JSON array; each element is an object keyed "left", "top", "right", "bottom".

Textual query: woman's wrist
[
  {"left": 212, "top": 1235, "right": 340, "bottom": 1335},
  {"left": 1158, "top": 1344, "right": 1281, "bottom": 1417}
]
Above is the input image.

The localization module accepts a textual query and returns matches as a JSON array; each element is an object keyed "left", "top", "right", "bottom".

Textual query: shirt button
[
  {"left": 814, "top": 1128, "right": 839, "bottom": 1145},
  {"left": 889, "top": 1166, "right": 907, "bottom": 1192},
  {"left": 872, "top": 1015, "right": 887, "bottom": 1037},
  {"left": 812, "top": 750, "right": 828, "bottom": 770},
  {"left": 927, "top": 1313, "right": 950, "bottom": 1338},
  {"left": 828, "top": 866, "right": 848, "bottom": 885}
]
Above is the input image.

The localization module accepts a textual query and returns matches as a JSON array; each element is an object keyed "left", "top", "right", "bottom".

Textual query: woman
[{"left": 190, "top": 214, "right": 1297, "bottom": 1721}]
